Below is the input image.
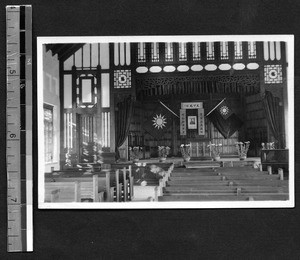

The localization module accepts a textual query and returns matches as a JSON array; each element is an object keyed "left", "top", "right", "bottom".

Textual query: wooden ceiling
[{"left": 45, "top": 44, "right": 84, "bottom": 61}]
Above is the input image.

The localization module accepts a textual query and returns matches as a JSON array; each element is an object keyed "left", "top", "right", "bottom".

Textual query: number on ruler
[{"left": 10, "top": 133, "right": 17, "bottom": 138}]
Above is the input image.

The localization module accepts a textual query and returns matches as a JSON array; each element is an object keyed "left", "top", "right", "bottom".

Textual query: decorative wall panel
[
  {"left": 114, "top": 69, "right": 132, "bottom": 88},
  {"left": 264, "top": 65, "right": 283, "bottom": 84}
]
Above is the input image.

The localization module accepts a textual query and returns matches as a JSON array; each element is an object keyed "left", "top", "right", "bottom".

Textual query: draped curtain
[
  {"left": 261, "top": 91, "right": 283, "bottom": 148},
  {"left": 207, "top": 111, "right": 243, "bottom": 139},
  {"left": 115, "top": 96, "right": 135, "bottom": 160}
]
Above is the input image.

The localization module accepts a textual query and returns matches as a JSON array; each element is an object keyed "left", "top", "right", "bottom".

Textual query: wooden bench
[
  {"left": 156, "top": 165, "right": 288, "bottom": 202},
  {"left": 163, "top": 186, "right": 288, "bottom": 194},
  {"left": 167, "top": 179, "right": 288, "bottom": 187},
  {"left": 45, "top": 174, "right": 107, "bottom": 202},
  {"left": 108, "top": 166, "right": 134, "bottom": 202},
  {"left": 45, "top": 181, "right": 81, "bottom": 202},
  {"left": 158, "top": 194, "right": 289, "bottom": 201}
]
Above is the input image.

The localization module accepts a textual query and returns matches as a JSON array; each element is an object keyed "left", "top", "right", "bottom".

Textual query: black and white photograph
[
  {"left": 38, "top": 35, "right": 294, "bottom": 209},
  {"left": 188, "top": 116, "right": 197, "bottom": 129}
]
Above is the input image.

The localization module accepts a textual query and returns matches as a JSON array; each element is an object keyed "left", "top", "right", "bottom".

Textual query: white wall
[{"left": 43, "top": 47, "right": 60, "bottom": 172}]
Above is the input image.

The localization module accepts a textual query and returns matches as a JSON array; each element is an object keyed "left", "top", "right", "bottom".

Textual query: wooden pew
[
  {"left": 45, "top": 174, "right": 106, "bottom": 202},
  {"left": 111, "top": 166, "right": 134, "bottom": 202},
  {"left": 163, "top": 186, "right": 288, "bottom": 194},
  {"left": 158, "top": 194, "right": 289, "bottom": 201},
  {"left": 167, "top": 179, "right": 288, "bottom": 187},
  {"left": 156, "top": 164, "right": 289, "bottom": 202},
  {"left": 45, "top": 181, "right": 81, "bottom": 202}
]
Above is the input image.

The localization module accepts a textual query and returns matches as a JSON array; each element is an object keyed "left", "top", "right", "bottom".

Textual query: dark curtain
[
  {"left": 207, "top": 110, "right": 243, "bottom": 139},
  {"left": 261, "top": 91, "right": 283, "bottom": 148},
  {"left": 115, "top": 96, "right": 135, "bottom": 160}
]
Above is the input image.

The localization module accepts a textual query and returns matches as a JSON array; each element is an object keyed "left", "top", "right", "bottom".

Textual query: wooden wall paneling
[{"left": 214, "top": 42, "right": 220, "bottom": 62}]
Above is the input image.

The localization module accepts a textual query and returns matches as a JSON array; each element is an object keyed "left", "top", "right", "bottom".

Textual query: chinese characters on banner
[
  {"left": 198, "top": 108, "right": 205, "bottom": 135},
  {"left": 180, "top": 102, "right": 205, "bottom": 136},
  {"left": 180, "top": 109, "right": 186, "bottom": 135}
]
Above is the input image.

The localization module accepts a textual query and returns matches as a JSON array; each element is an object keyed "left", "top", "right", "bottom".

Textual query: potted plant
[
  {"left": 236, "top": 141, "right": 250, "bottom": 160},
  {"left": 129, "top": 146, "right": 143, "bottom": 162},
  {"left": 64, "top": 148, "right": 78, "bottom": 168},
  {"left": 207, "top": 143, "right": 222, "bottom": 161},
  {"left": 158, "top": 146, "right": 170, "bottom": 162},
  {"left": 180, "top": 144, "right": 191, "bottom": 162}
]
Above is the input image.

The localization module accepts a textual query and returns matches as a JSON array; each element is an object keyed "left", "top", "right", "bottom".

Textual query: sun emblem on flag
[
  {"left": 220, "top": 106, "right": 229, "bottom": 116},
  {"left": 152, "top": 114, "right": 167, "bottom": 129}
]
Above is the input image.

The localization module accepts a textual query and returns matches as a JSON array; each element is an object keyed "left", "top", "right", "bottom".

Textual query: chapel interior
[{"left": 42, "top": 40, "right": 290, "bottom": 203}]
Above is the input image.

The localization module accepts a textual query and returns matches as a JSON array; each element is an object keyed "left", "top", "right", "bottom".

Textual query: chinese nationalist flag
[
  {"left": 207, "top": 99, "right": 243, "bottom": 139},
  {"left": 142, "top": 102, "right": 174, "bottom": 140}
]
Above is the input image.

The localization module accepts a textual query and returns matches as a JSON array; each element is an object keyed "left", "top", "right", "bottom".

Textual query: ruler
[{"left": 6, "top": 5, "right": 33, "bottom": 252}]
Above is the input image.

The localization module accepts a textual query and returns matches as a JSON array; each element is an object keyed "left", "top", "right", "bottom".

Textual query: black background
[{"left": 0, "top": 0, "right": 300, "bottom": 259}]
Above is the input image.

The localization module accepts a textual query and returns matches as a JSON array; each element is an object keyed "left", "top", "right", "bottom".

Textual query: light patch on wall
[
  {"left": 91, "top": 43, "right": 99, "bottom": 67},
  {"left": 82, "top": 79, "right": 92, "bottom": 103},
  {"left": 100, "top": 43, "right": 109, "bottom": 69},
  {"left": 64, "top": 55, "right": 73, "bottom": 70},
  {"left": 75, "top": 47, "right": 82, "bottom": 68},
  {"left": 101, "top": 73, "right": 110, "bottom": 107},
  {"left": 83, "top": 44, "right": 90, "bottom": 67},
  {"left": 64, "top": 75, "right": 72, "bottom": 108}
]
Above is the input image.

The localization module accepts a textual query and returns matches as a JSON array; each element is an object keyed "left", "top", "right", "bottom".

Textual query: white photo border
[{"left": 37, "top": 35, "right": 294, "bottom": 209}]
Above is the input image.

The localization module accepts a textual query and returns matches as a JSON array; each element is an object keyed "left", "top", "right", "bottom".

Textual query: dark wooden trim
[
  {"left": 63, "top": 69, "right": 110, "bottom": 75},
  {"left": 59, "top": 60, "right": 65, "bottom": 169},
  {"left": 109, "top": 43, "right": 116, "bottom": 153}
]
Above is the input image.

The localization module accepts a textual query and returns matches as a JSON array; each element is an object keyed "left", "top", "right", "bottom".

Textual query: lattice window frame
[
  {"left": 234, "top": 41, "right": 243, "bottom": 60},
  {"left": 264, "top": 64, "right": 283, "bottom": 84},
  {"left": 151, "top": 42, "right": 160, "bottom": 62},
  {"left": 248, "top": 41, "right": 257, "bottom": 59},
  {"left": 178, "top": 42, "right": 187, "bottom": 61},
  {"left": 165, "top": 42, "right": 174, "bottom": 62},
  {"left": 206, "top": 42, "right": 215, "bottom": 61},
  {"left": 138, "top": 42, "right": 146, "bottom": 63},
  {"left": 220, "top": 42, "right": 229, "bottom": 60},
  {"left": 192, "top": 42, "right": 201, "bottom": 61}
]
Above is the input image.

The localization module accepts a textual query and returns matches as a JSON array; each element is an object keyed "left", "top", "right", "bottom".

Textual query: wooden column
[
  {"left": 71, "top": 65, "right": 78, "bottom": 164},
  {"left": 96, "top": 65, "right": 102, "bottom": 155},
  {"left": 59, "top": 61, "right": 65, "bottom": 169},
  {"left": 109, "top": 43, "right": 116, "bottom": 154},
  {"left": 281, "top": 42, "right": 288, "bottom": 148}
]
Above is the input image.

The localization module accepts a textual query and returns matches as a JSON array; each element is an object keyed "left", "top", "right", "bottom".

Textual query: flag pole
[
  {"left": 206, "top": 98, "right": 226, "bottom": 116},
  {"left": 158, "top": 100, "right": 180, "bottom": 118}
]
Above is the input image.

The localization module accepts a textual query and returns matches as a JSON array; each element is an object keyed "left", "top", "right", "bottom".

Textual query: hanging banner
[
  {"left": 181, "top": 102, "right": 203, "bottom": 109},
  {"left": 198, "top": 108, "right": 205, "bottom": 135},
  {"left": 180, "top": 109, "right": 186, "bottom": 135}
]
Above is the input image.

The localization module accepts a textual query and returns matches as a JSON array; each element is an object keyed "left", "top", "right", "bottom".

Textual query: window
[
  {"left": 44, "top": 104, "right": 54, "bottom": 163},
  {"left": 151, "top": 42, "right": 160, "bottom": 62},
  {"left": 220, "top": 42, "right": 229, "bottom": 60},
  {"left": 178, "top": 42, "right": 187, "bottom": 61},
  {"left": 234, "top": 41, "right": 243, "bottom": 59},
  {"left": 192, "top": 42, "right": 201, "bottom": 61},
  {"left": 138, "top": 42, "right": 146, "bottom": 62},
  {"left": 248, "top": 42, "right": 257, "bottom": 59},
  {"left": 165, "top": 42, "right": 173, "bottom": 62},
  {"left": 206, "top": 42, "right": 215, "bottom": 60}
]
